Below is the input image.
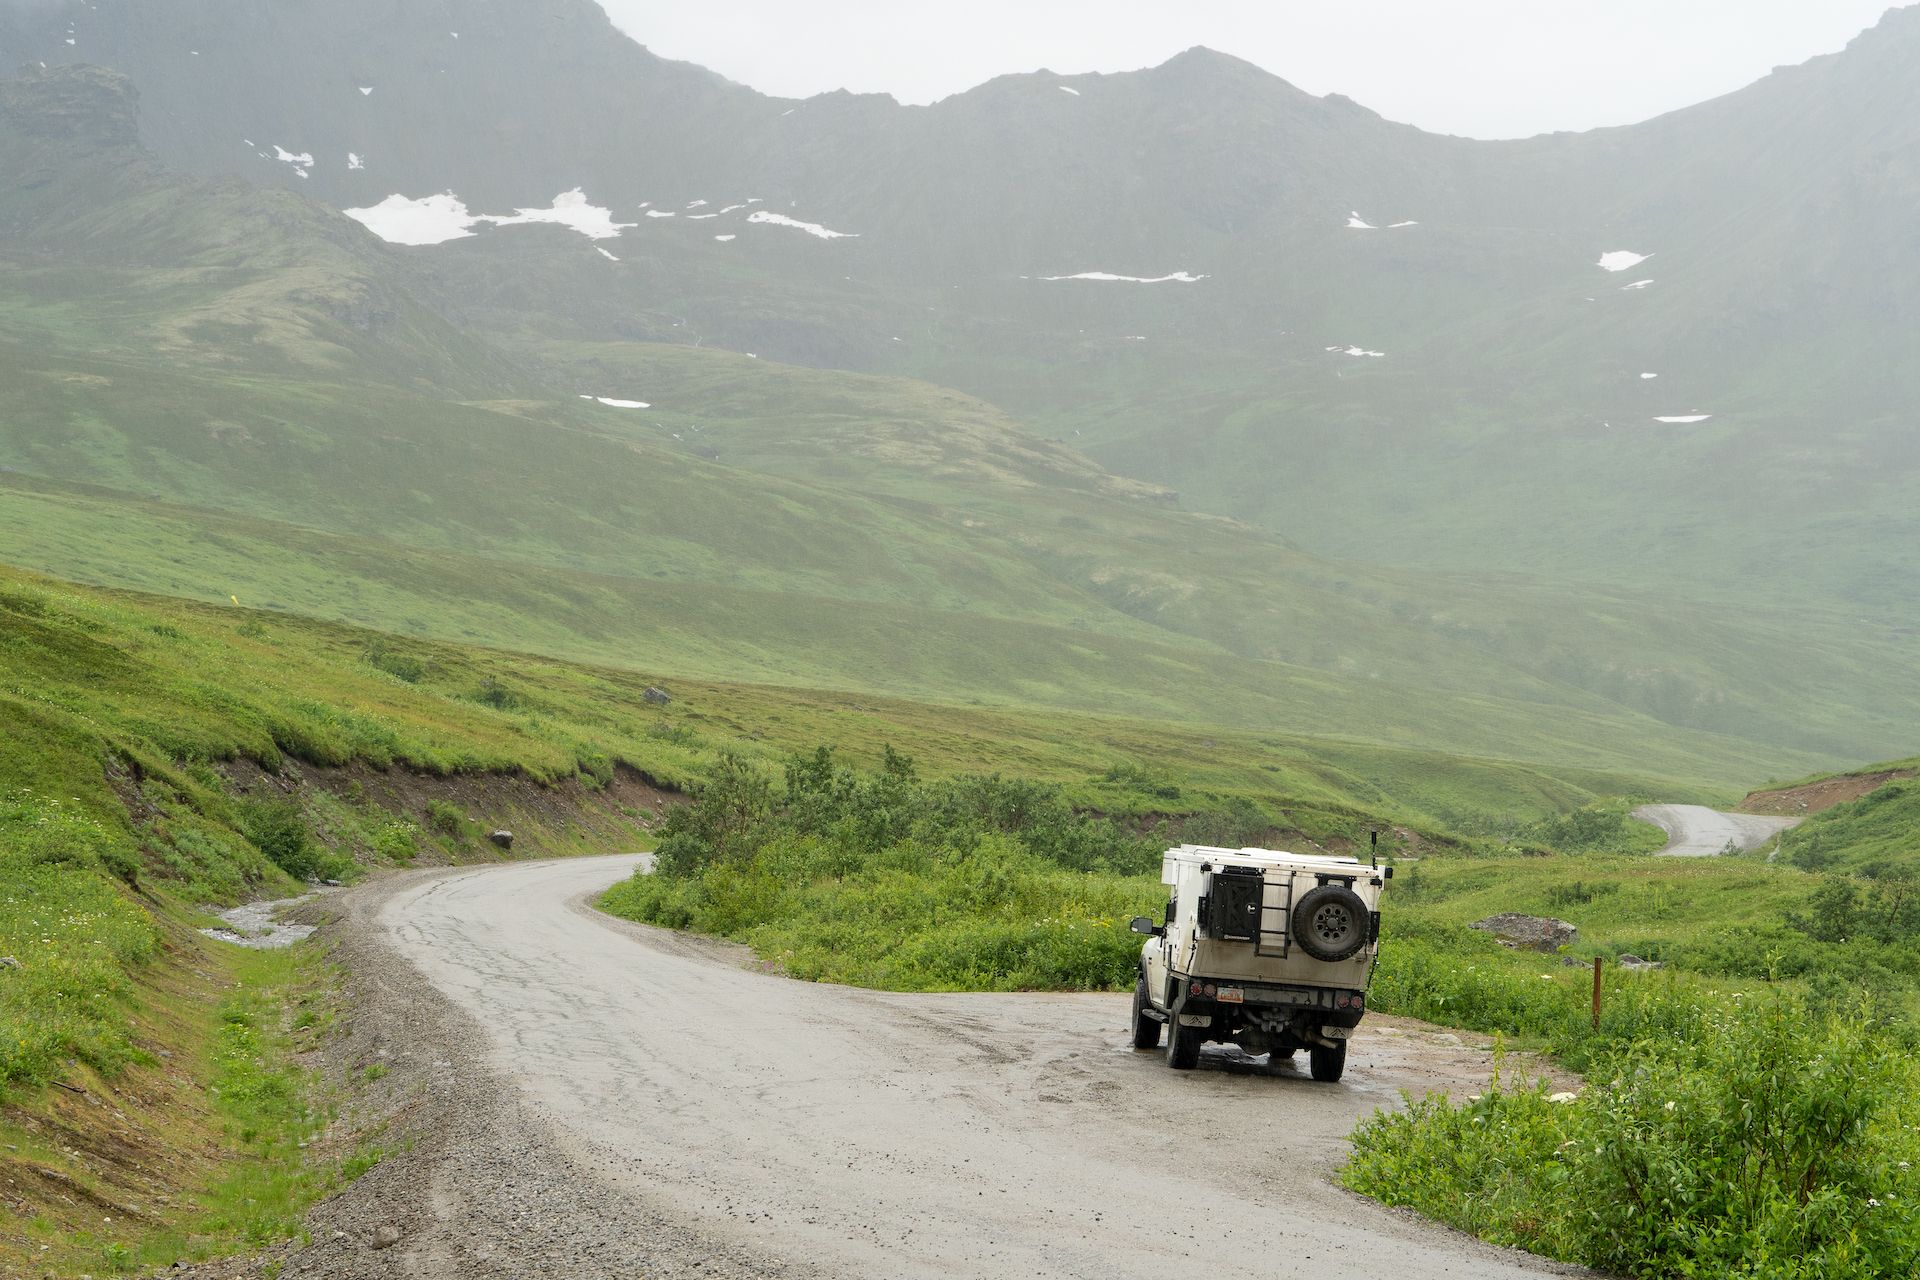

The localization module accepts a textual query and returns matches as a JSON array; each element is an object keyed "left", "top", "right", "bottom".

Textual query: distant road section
[{"left": 1632, "top": 804, "right": 1801, "bottom": 857}]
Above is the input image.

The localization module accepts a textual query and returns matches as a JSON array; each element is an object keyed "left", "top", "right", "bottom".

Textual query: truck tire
[
  {"left": 1309, "top": 1040, "right": 1348, "bottom": 1083},
  {"left": 1292, "top": 884, "right": 1370, "bottom": 962},
  {"left": 1130, "top": 976, "right": 1161, "bottom": 1050},
  {"left": 1166, "top": 1016, "right": 1201, "bottom": 1070}
]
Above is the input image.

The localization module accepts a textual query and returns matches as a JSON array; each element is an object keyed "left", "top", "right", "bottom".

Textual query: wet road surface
[
  {"left": 1631, "top": 804, "right": 1800, "bottom": 857},
  {"left": 378, "top": 855, "right": 1586, "bottom": 1278}
]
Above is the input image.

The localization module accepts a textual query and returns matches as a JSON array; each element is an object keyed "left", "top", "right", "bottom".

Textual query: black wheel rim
[{"left": 1312, "top": 903, "right": 1356, "bottom": 947}]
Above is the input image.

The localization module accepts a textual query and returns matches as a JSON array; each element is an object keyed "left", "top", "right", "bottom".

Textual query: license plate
[{"left": 1216, "top": 987, "right": 1245, "bottom": 1004}]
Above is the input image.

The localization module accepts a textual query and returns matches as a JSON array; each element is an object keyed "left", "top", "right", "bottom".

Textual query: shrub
[
  {"left": 471, "top": 677, "right": 522, "bottom": 710},
  {"left": 1345, "top": 997, "right": 1920, "bottom": 1278},
  {"left": 424, "top": 799, "right": 470, "bottom": 840},
  {"left": 240, "top": 798, "right": 321, "bottom": 880},
  {"left": 371, "top": 819, "right": 419, "bottom": 864},
  {"left": 604, "top": 747, "right": 1165, "bottom": 989},
  {"left": 362, "top": 639, "right": 427, "bottom": 683}
]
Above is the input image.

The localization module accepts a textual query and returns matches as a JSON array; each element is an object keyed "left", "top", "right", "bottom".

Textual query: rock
[
  {"left": 1616, "top": 953, "right": 1664, "bottom": 971},
  {"left": 489, "top": 830, "right": 514, "bottom": 850},
  {"left": 372, "top": 1224, "right": 401, "bottom": 1250},
  {"left": 642, "top": 685, "right": 672, "bottom": 705},
  {"left": 0, "top": 956, "right": 21, "bottom": 970},
  {"left": 1469, "top": 913, "right": 1578, "bottom": 951}
]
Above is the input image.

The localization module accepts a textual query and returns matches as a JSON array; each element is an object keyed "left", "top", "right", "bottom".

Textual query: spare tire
[{"left": 1292, "top": 884, "right": 1370, "bottom": 962}]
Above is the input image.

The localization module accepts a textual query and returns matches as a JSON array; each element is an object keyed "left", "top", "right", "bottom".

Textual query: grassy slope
[
  {"left": 0, "top": 471, "right": 1827, "bottom": 790},
  {"left": 1765, "top": 757, "right": 1920, "bottom": 874},
  {"left": 0, "top": 67, "right": 1904, "bottom": 786}
]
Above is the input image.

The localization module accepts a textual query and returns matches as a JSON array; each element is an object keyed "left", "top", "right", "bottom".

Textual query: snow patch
[
  {"left": 1388, "top": 221, "right": 1420, "bottom": 228},
  {"left": 747, "top": 210, "right": 858, "bottom": 240},
  {"left": 1346, "top": 212, "right": 1377, "bottom": 230},
  {"left": 686, "top": 199, "right": 708, "bottom": 208},
  {"left": 359, "top": 86, "right": 373, "bottom": 96},
  {"left": 1039, "top": 271, "right": 1205, "bottom": 284},
  {"left": 485, "top": 189, "right": 634, "bottom": 240},
  {"left": 594, "top": 397, "right": 649, "bottom": 409},
  {"left": 714, "top": 234, "right": 737, "bottom": 242},
  {"left": 646, "top": 209, "right": 676, "bottom": 218},
  {"left": 1656, "top": 415, "right": 1713, "bottom": 424},
  {"left": 597, "top": 247, "right": 620, "bottom": 261},
  {"left": 1059, "top": 85, "right": 1080, "bottom": 96},
  {"left": 1334, "top": 345, "right": 1385, "bottom": 358},
  {"left": 272, "top": 145, "right": 315, "bottom": 171},
  {"left": 345, "top": 193, "right": 481, "bottom": 246},
  {"left": 1641, "top": 372, "right": 1659, "bottom": 380},
  {"left": 719, "top": 203, "right": 747, "bottom": 214},
  {"left": 348, "top": 152, "right": 365, "bottom": 171},
  {"left": 1598, "top": 250, "right": 1651, "bottom": 273},
  {"left": 1622, "top": 279, "right": 1655, "bottom": 291}
]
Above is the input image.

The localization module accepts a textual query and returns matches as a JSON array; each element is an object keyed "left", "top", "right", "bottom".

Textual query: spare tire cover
[{"left": 1291, "top": 884, "right": 1370, "bottom": 962}]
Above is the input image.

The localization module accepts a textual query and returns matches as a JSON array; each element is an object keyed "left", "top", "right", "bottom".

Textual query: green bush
[
  {"left": 240, "top": 798, "right": 321, "bottom": 881},
  {"left": 424, "top": 799, "right": 470, "bottom": 840},
  {"left": 1515, "top": 800, "right": 1664, "bottom": 855},
  {"left": 604, "top": 747, "right": 1162, "bottom": 989},
  {"left": 362, "top": 639, "right": 426, "bottom": 683},
  {"left": 1345, "top": 997, "right": 1920, "bottom": 1278},
  {"left": 371, "top": 819, "right": 419, "bottom": 864}
]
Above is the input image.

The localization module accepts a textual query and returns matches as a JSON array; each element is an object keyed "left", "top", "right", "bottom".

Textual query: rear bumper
[{"left": 1168, "top": 976, "right": 1366, "bottom": 1034}]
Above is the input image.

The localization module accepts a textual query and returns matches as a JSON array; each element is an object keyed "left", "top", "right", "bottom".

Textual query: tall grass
[
  {"left": 0, "top": 791, "right": 159, "bottom": 1088},
  {"left": 1345, "top": 997, "right": 1920, "bottom": 1277}
]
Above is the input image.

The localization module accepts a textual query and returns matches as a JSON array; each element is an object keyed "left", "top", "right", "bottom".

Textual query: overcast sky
[{"left": 598, "top": 0, "right": 1909, "bottom": 138}]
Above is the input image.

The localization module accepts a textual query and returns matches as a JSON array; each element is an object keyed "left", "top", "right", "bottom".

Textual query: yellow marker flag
[{"left": 231, "top": 595, "right": 241, "bottom": 606}]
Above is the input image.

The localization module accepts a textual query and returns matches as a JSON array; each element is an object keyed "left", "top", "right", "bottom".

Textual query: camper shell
[{"left": 1129, "top": 844, "right": 1390, "bottom": 1081}]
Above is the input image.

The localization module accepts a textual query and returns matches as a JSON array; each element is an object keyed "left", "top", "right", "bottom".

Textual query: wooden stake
[{"left": 1591, "top": 954, "right": 1604, "bottom": 1031}]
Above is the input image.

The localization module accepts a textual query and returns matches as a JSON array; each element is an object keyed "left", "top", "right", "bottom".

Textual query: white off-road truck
[{"left": 1129, "top": 843, "right": 1389, "bottom": 1082}]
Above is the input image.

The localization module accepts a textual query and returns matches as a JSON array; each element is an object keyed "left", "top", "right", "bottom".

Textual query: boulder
[
  {"left": 1470, "top": 913, "right": 1577, "bottom": 952},
  {"left": 642, "top": 685, "right": 672, "bottom": 705},
  {"left": 1615, "top": 953, "right": 1664, "bottom": 972},
  {"left": 488, "top": 830, "right": 514, "bottom": 850}
]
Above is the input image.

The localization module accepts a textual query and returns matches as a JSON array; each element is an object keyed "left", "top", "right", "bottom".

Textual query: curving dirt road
[
  {"left": 1631, "top": 804, "right": 1800, "bottom": 857},
  {"left": 321, "top": 854, "right": 1586, "bottom": 1279}
]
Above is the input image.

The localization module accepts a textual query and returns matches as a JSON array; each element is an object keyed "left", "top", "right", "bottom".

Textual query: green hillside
[
  {"left": 0, "top": 555, "right": 1722, "bottom": 1271},
  {"left": 0, "top": 62, "right": 1896, "bottom": 784}
]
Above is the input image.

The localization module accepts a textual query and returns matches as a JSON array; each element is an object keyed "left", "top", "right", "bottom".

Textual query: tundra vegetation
[
  {"left": 5, "top": 572, "right": 1920, "bottom": 1277},
  {"left": 0, "top": 565, "right": 1693, "bottom": 1270}
]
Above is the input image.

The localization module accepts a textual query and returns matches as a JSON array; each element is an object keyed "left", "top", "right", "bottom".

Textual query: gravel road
[
  {"left": 1631, "top": 804, "right": 1800, "bottom": 857},
  {"left": 249, "top": 856, "right": 1587, "bottom": 1279}
]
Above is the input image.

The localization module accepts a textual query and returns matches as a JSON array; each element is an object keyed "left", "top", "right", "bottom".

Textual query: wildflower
[
  {"left": 1548, "top": 1091, "right": 1578, "bottom": 1104},
  {"left": 1664, "top": 1100, "right": 1676, "bottom": 1111}
]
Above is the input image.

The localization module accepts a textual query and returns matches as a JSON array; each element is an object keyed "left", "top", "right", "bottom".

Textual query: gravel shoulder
[{"left": 198, "top": 856, "right": 1590, "bottom": 1279}]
